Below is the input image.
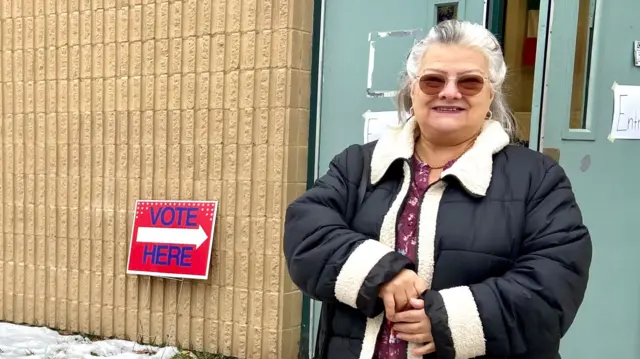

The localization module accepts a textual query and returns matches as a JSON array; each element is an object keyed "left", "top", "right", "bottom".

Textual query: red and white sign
[{"left": 126, "top": 200, "right": 218, "bottom": 280}]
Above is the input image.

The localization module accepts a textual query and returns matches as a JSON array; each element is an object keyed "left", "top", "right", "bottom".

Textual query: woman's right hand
[{"left": 379, "top": 269, "right": 427, "bottom": 320}]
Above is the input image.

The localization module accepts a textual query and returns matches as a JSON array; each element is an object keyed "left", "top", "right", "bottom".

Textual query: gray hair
[{"left": 397, "top": 20, "right": 517, "bottom": 140}]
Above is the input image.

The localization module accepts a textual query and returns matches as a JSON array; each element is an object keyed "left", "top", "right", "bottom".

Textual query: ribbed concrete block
[{"left": 0, "top": 0, "right": 312, "bottom": 356}]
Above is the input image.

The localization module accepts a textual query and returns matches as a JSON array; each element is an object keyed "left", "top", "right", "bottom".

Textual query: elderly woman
[{"left": 283, "top": 20, "right": 592, "bottom": 359}]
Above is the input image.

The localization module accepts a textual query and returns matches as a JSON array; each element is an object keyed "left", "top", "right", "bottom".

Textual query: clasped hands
[{"left": 378, "top": 269, "right": 436, "bottom": 356}]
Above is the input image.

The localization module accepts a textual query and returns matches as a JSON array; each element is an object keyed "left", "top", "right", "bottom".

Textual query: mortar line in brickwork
[
  {"left": 135, "top": 68, "right": 149, "bottom": 343},
  {"left": 146, "top": 275, "right": 152, "bottom": 341},
  {"left": 14, "top": 74, "right": 23, "bottom": 327},
  {"left": 89, "top": 54, "right": 96, "bottom": 335},
  {"left": 14, "top": 107, "right": 17, "bottom": 325},
  {"left": 100, "top": 65, "right": 110, "bottom": 337},
  {"left": 162, "top": 0, "right": 178, "bottom": 340},
  {"left": 5, "top": 75, "right": 9, "bottom": 325},
  {"left": 124, "top": 14, "right": 137, "bottom": 336},
  {"left": 10, "top": 86, "right": 16, "bottom": 321},
  {"left": 1, "top": 76, "right": 5, "bottom": 323},
  {"left": 236, "top": 0, "right": 250, "bottom": 353},
  {"left": 157, "top": 119, "right": 174, "bottom": 343},
  {"left": 143, "top": 0, "right": 168, "bottom": 345},
  {"left": 187, "top": 104, "right": 200, "bottom": 344},
  {"left": 117, "top": 3, "right": 126, "bottom": 341},
  {"left": 70, "top": 112, "right": 78, "bottom": 330},
  {"left": 63, "top": 78, "right": 71, "bottom": 331},
  {"left": 180, "top": 0, "right": 200, "bottom": 341},
  {"left": 1, "top": 60, "right": 3, "bottom": 323},
  {"left": 33, "top": 112, "right": 39, "bottom": 327},
  {"left": 137, "top": 0, "right": 154, "bottom": 341},
  {"left": 216, "top": 0, "right": 230, "bottom": 352},
  {"left": 105, "top": 109, "right": 115, "bottom": 337},
  {"left": 11, "top": 76, "right": 24, "bottom": 321},
  {"left": 176, "top": 278, "right": 185, "bottom": 344},
  {"left": 45, "top": 60, "right": 53, "bottom": 329},
  {"left": 202, "top": 19, "right": 219, "bottom": 350}
]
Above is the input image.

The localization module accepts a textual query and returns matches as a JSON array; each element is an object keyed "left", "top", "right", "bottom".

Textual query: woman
[{"left": 284, "top": 20, "right": 592, "bottom": 359}]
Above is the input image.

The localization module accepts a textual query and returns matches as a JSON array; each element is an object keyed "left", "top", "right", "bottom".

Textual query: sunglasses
[{"left": 416, "top": 73, "right": 488, "bottom": 97}]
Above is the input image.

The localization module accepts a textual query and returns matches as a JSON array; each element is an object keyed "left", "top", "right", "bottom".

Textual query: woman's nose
[{"left": 439, "top": 80, "right": 462, "bottom": 99}]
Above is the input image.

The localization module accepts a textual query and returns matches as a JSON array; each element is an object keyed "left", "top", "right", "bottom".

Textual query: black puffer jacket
[{"left": 284, "top": 118, "right": 592, "bottom": 359}]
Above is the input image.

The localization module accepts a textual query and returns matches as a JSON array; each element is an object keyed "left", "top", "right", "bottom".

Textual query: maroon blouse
[{"left": 374, "top": 156, "right": 454, "bottom": 359}]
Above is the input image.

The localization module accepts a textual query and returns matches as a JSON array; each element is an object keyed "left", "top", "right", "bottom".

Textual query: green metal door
[
  {"left": 531, "top": 0, "right": 640, "bottom": 357},
  {"left": 308, "top": 0, "right": 487, "bottom": 356}
]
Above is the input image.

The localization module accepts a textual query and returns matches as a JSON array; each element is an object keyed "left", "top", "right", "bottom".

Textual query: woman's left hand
[{"left": 392, "top": 298, "right": 436, "bottom": 356}]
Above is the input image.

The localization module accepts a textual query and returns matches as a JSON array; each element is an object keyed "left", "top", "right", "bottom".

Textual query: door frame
[
  {"left": 487, "top": 0, "right": 507, "bottom": 48},
  {"left": 528, "top": 0, "right": 552, "bottom": 151},
  {"left": 301, "top": 0, "right": 327, "bottom": 357},
  {"left": 302, "top": 1, "right": 499, "bottom": 357},
  {"left": 301, "top": 0, "right": 606, "bottom": 355}
]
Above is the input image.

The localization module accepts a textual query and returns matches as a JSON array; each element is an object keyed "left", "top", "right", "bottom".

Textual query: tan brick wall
[{"left": 0, "top": 0, "right": 312, "bottom": 358}]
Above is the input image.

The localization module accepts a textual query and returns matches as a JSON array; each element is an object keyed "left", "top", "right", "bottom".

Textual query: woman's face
[{"left": 411, "top": 44, "right": 493, "bottom": 143}]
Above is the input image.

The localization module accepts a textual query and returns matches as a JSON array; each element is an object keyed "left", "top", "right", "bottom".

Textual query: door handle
[{"left": 542, "top": 147, "right": 560, "bottom": 163}]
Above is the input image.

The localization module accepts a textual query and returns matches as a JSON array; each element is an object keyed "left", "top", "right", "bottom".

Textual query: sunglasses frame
[{"left": 413, "top": 72, "right": 490, "bottom": 97}]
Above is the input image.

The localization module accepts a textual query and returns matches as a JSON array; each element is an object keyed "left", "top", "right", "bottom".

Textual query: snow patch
[{"left": 0, "top": 322, "right": 180, "bottom": 359}]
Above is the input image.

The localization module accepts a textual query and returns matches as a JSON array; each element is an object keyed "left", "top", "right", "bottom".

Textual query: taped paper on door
[
  {"left": 609, "top": 83, "right": 640, "bottom": 140},
  {"left": 363, "top": 110, "right": 401, "bottom": 143}
]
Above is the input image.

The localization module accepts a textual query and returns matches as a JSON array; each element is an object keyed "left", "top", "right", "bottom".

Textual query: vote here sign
[{"left": 126, "top": 200, "right": 219, "bottom": 280}]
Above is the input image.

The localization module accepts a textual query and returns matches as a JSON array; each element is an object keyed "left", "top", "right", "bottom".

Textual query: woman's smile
[{"left": 431, "top": 105, "right": 466, "bottom": 114}]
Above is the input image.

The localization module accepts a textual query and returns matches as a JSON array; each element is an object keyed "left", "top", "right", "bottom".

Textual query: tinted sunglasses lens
[
  {"left": 419, "top": 74, "right": 446, "bottom": 95},
  {"left": 457, "top": 75, "right": 485, "bottom": 96}
]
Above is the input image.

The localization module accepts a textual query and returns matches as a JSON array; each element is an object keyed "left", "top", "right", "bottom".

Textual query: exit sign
[{"left": 126, "top": 200, "right": 218, "bottom": 280}]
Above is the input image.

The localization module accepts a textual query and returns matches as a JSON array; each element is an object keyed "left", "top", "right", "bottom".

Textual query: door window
[
  {"left": 568, "top": 0, "right": 595, "bottom": 130},
  {"left": 437, "top": 4, "right": 459, "bottom": 22},
  {"left": 493, "top": 0, "right": 594, "bottom": 144}
]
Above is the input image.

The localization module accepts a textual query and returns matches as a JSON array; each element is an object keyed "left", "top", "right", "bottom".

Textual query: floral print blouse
[{"left": 373, "top": 156, "right": 454, "bottom": 359}]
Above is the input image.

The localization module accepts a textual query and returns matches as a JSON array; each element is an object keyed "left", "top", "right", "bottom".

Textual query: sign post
[{"left": 126, "top": 200, "right": 219, "bottom": 280}]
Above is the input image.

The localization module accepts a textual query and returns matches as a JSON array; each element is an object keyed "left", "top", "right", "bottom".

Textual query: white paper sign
[
  {"left": 363, "top": 110, "right": 402, "bottom": 143},
  {"left": 609, "top": 83, "right": 640, "bottom": 140}
]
